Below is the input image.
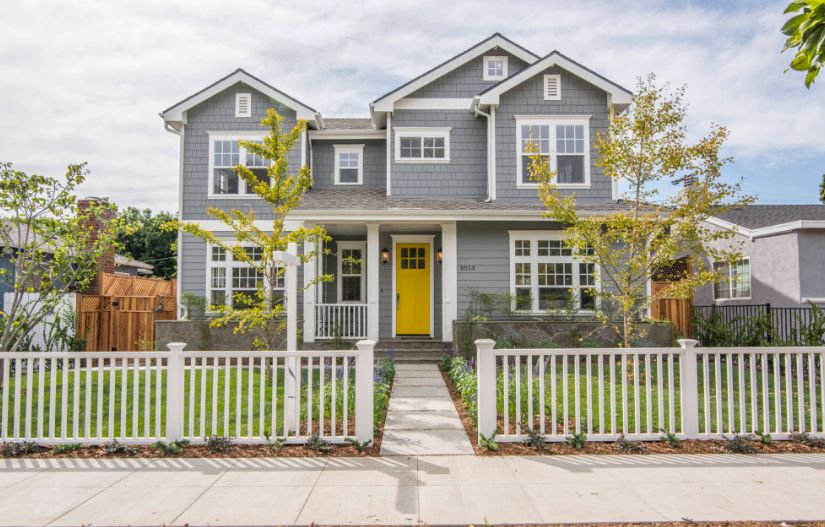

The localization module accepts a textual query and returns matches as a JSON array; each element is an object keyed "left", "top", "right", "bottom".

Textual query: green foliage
[
  {"left": 755, "top": 431, "right": 773, "bottom": 445},
  {"left": 51, "top": 443, "right": 83, "bottom": 454},
  {"left": 444, "top": 356, "right": 479, "bottom": 419},
  {"left": 479, "top": 432, "right": 500, "bottom": 452},
  {"left": 104, "top": 439, "right": 137, "bottom": 456},
  {"left": 820, "top": 174, "right": 825, "bottom": 204},
  {"left": 149, "top": 439, "right": 190, "bottom": 456},
  {"left": 566, "top": 432, "right": 587, "bottom": 450},
  {"left": 799, "top": 302, "right": 825, "bottom": 345},
  {"left": 264, "top": 432, "right": 285, "bottom": 452},
  {"left": 116, "top": 207, "right": 177, "bottom": 279},
  {"left": 695, "top": 303, "right": 825, "bottom": 347},
  {"left": 306, "top": 434, "right": 333, "bottom": 454},
  {"left": 1, "top": 441, "right": 44, "bottom": 457},
  {"left": 204, "top": 435, "right": 233, "bottom": 453},
  {"left": 722, "top": 433, "right": 756, "bottom": 454},
  {"left": 344, "top": 437, "right": 372, "bottom": 453},
  {"left": 659, "top": 429, "right": 682, "bottom": 448},
  {"left": 0, "top": 162, "right": 132, "bottom": 352},
  {"left": 616, "top": 434, "right": 644, "bottom": 453},
  {"left": 523, "top": 426, "right": 547, "bottom": 451},
  {"left": 782, "top": 0, "right": 825, "bottom": 88},
  {"left": 373, "top": 355, "right": 395, "bottom": 427},
  {"left": 181, "top": 293, "right": 208, "bottom": 321},
  {"left": 533, "top": 75, "right": 752, "bottom": 347},
  {"left": 789, "top": 431, "right": 825, "bottom": 448}
]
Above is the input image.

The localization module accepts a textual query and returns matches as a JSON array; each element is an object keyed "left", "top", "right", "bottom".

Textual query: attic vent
[
  {"left": 543, "top": 74, "right": 561, "bottom": 101},
  {"left": 235, "top": 93, "right": 251, "bottom": 117}
]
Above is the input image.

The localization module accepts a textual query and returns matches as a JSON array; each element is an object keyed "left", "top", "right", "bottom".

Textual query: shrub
[
  {"left": 523, "top": 427, "right": 546, "bottom": 451},
  {"left": 722, "top": 433, "right": 755, "bottom": 454},
  {"left": 344, "top": 437, "right": 372, "bottom": 453},
  {"left": 445, "top": 356, "right": 478, "bottom": 420},
  {"left": 479, "top": 432, "right": 500, "bottom": 452},
  {"left": 264, "top": 432, "right": 285, "bottom": 453},
  {"left": 204, "top": 435, "right": 233, "bottom": 453},
  {"left": 566, "top": 432, "right": 587, "bottom": 450},
  {"left": 51, "top": 443, "right": 83, "bottom": 455},
  {"left": 150, "top": 439, "right": 190, "bottom": 456},
  {"left": 616, "top": 434, "right": 644, "bottom": 453},
  {"left": 755, "top": 431, "right": 772, "bottom": 445},
  {"left": 789, "top": 431, "right": 825, "bottom": 448},
  {"left": 659, "top": 429, "right": 682, "bottom": 448},
  {"left": 104, "top": 439, "right": 137, "bottom": 457},
  {"left": 1, "top": 441, "right": 44, "bottom": 457},
  {"left": 306, "top": 434, "right": 333, "bottom": 454}
]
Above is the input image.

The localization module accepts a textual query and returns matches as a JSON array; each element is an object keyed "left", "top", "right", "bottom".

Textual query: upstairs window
[
  {"left": 235, "top": 93, "right": 251, "bottom": 117},
  {"left": 516, "top": 118, "right": 590, "bottom": 187},
  {"left": 483, "top": 56, "right": 508, "bottom": 81},
  {"left": 713, "top": 258, "right": 751, "bottom": 300},
  {"left": 334, "top": 144, "right": 364, "bottom": 185},
  {"left": 209, "top": 134, "right": 270, "bottom": 196},
  {"left": 394, "top": 128, "right": 451, "bottom": 163}
]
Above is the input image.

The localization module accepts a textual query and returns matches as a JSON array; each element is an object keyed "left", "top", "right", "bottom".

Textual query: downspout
[{"left": 473, "top": 101, "right": 493, "bottom": 203}]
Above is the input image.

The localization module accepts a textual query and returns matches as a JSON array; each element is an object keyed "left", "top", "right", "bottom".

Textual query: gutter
[{"left": 473, "top": 100, "right": 493, "bottom": 203}]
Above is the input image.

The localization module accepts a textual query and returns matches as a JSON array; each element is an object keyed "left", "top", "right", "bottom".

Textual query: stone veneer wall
[{"left": 154, "top": 320, "right": 285, "bottom": 351}]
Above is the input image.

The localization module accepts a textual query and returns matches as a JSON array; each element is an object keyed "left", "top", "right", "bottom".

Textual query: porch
[{"left": 302, "top": 222, "right": 458, "bottom": 344}]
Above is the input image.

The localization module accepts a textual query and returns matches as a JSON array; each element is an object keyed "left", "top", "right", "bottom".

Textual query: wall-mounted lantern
[
  {"left": 436, "top": 248, "right": 444, "bottom": 263},
  {"left": 381, "top": 247, "right": 391, "bottom": 264}
]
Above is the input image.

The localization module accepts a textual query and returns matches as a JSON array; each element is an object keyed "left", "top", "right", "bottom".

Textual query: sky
[{"left": 0, "top": 0, "right": 822, "bottom": 213}]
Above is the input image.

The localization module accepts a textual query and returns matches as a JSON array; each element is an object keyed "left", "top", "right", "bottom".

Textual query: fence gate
[
  {"left": 77, "top": 292, "right": 176, "bottom": 351},
  {"left": 651, "top": 257, "right": 693, "bottom": 338}
]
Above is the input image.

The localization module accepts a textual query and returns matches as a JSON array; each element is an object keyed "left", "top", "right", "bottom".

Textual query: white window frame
[
  {"left": 333, "top": 144, "right": 364, "bottom": 185},
  {"left": 235, "top": 93, "right": 252, "bottom": 117},
  {"left": 543, "top": 74, "right": 561, "bottom": 100},
  {"left": 515, "top": 116, "right": 591, "bottom": 189},
  {"left": 336, "top": 241, "right": 367, "bottom": 303},
  {"left": 713, "top": 257, "right": 751, "bottom": 301},
  {"left": 483, "top": 55, "right": 509, "bottom": 81},
  {"left": 207, "top": 131, "right": 269, "bottom": 199},
  {"left": 508, "top": 231, "right": 600, "bottom": 314},
  {"left": 206, "top": 242, "right": 285, "bottom": 310},
  {"left": 393, "top": 127, "right": 451, "bottom": 163}
]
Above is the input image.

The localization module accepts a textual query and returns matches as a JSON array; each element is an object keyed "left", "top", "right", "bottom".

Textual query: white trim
[
  {"left": 490, "top": 105, "right": 497, "bottom": 201},
  {"left": 300, "top": 130, "right": 307, "bottom": 168},
  {"left": 483, "top": 56, "right": 509, "bottom": 81},
  {"left": 390, "top": 234, "right": 435, "bottom": 338},
  {"left": 441, "top": 223, "right": 457, "bottom": 342},
  {"left": 385, "top": 113, "right": 392, "bottom": 196},
  {"left": 393, "top": 127, "right": 451, "bottom": 163},
  {"left": 162, "top": 69, "right": 318, "bottom": 124},
  {"left": 307, "top": 130, "right": 384, "bottom": 140},
  {"left": 287, "top": 209, "right": 617, "bottom": 222},
  {"left": 235, "top": 93, "right": 251, "bottom": 117},
  {"left": 706, "top": 216, "right": 825, "bottom": 240},
  {"left": 206, "top": 131, "right": 268, "bottom": 198},
  {"left": 366, "top": 224, "right": 380, "bottom": 341},
  {"left": 205, "top": 241, "right": 287, "bottom": 311},
  {"left": 176, "top": 126, "right": 185, "bottom": 318},
  {"left": 185, "top": 219, "right": 305, "bottom": 231},
  {"left": 515, "top": 116, "right": 591, "bottom": 189},
  {"left": 395, "top": 98, "right": 474, "bottom": 110},
  {"left": 336, "top": 241, "right": 367, "bottom": 303},
  {"left": 802, "top": 297, "right": 825, "bottom": 304},
  {"left": 712, "top": 257, "right": 752, "bottom": 301},
  {"left": 333, "top": 144, "right": 365, "bottom": 185},
  {"left": 372, "top": 34, "right": 539, "bottom": 111},
  {"left": 302, "top": 230, "right": 318, "bottom": 343},
  {"left": 543, "top": 74, "right": 561, "bottom": 100},
  {"left": 476, "top": 52, "right": 633, "bottom": 107}
]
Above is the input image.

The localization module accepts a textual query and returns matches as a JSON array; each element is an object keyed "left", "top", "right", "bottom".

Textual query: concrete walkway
[
  {"left": 380, "top": 362, "right": 474, "bottom": 455},
  {"left": 2, "top": 454, "right": 825, "bottom": 525}
]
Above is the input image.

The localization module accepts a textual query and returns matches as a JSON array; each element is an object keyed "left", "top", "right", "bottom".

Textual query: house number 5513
[{"left": 459, "top": 265, "right": 476, "bottom": 272}]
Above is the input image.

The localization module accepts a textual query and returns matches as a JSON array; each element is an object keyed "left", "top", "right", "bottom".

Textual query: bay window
[{"left": 516, "top": 117, "right": 590, "bottom": 187}]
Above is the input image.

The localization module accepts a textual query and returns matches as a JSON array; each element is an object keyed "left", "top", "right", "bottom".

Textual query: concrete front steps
[{"left": 375, "top": 339, "right": 452, "bottom": 362}]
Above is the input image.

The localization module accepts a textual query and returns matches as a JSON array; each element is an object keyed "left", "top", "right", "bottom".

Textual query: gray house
[
  {"left": 160, "top": 33, "right": 634, "bottom": 345},
  {"left": 696, "top": 205, "right": 825, "bottom": 308}
]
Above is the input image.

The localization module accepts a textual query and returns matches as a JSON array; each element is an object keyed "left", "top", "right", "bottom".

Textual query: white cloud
[{"left": 0, "top": 0, "right": 821, "bottom": 212}]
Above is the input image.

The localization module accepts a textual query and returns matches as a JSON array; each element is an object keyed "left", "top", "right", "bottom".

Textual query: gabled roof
[
  {"left": 706, "top": 205, "right": 825, "bottom": 239},
  {"left": 475, "top": 50, "right": 633, "bottom": 108},
  {"left": 160, "top": 69, "right": 320, "bottom": 130},
  {"left": 323, "top": 118, "right": 374, "bottom": 130},
  {"left": 371, "top": 33, "right": 539, "bottom": 112}
]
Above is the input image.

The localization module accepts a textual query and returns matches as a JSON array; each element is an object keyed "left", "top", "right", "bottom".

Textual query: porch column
[
  {"left": 367, "top": 223, "right": 380, "bottom": 342},
  {"left": 302, "top": 227, "right": 317, "bottom": 343},
  {"left": 286, "top": 242, "right": 298, "bottom": 352},
  {"left": 441, "top": 222, "right": 458, "bottom": 342}
]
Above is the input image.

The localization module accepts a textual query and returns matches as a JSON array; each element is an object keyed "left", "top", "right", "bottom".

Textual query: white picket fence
[
  {"left": 0, "top": 341, "right": 375, "bottom": 444},
  {"left": 475, "top": 339, "right": 825, "bottom": 442}
]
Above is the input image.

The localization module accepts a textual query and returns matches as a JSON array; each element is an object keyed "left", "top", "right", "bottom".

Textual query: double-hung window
[
  {"left": 713, "top": 258, "right": 751, "bottom": 300},
  {"left": 394, "top": 128, "right": 451, "bottom": 162},
  {"left": 334, "top": 144, "right": 364, "bottom": 185},
  {"left": 337, "top": 241, "right": 366, "bottom": 303},
  {"left": 209, "top": 133, "right": 270, "bottom": 196},
  {"left": 516, "top": 117, "right": 590, "bottom": 188},
  {"left": 208, "top": 244, "right": 284, "bottom": 309},
  {"left": 510, "top": 232, "right": 598, "bottom": 312}
]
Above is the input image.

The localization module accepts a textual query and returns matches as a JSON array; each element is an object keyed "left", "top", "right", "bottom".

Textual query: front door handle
[{"left": 396, "top": 293, "right": 400, "bottom": 309}]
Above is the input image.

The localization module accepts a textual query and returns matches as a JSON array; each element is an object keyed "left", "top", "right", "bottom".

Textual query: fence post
[
  {"left": 166, "top": 342, "right": 186, "bottom": 441},
  {"left": 355, "top": 339, "right": 375, "bottom": 443},
  {"left": 678, "top": 338, "right": 700, "bottom": 438},
  {"left": 475, "top": 339, "right": 497, "bottom": 442}
]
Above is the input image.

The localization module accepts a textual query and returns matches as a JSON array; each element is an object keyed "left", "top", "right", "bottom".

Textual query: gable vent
[
  {"left": 235, "top": 93, "right": 251, "bottom": 117},
  {"left": 543, "top": 74, "right": 561, "bottom": 101}
]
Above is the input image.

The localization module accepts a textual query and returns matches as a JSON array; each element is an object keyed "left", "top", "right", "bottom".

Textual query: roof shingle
[
  {"left": 323, "top": 118, "right": 373, "bottom": 130},
  {"left": 715, "top": 205, "right": 825, "bottom": 230}
]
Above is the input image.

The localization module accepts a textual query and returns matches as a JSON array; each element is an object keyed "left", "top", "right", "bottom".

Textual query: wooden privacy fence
[
  {"left": 475, "top": 339, "right": 825, "bottom": 443},
  {"left": 0, "top": 341, "right": 375, "bottom": 444},
  {"left": 77, "top": 273, "right": 176, "bottom": 351},
  {"left": 650, "top": 281, "right": 693, "bottom": 339}
]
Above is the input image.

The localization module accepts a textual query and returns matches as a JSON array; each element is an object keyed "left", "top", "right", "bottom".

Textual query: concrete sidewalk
[{"left": 1, "top": 453, "right": 825, "bottom": 526}]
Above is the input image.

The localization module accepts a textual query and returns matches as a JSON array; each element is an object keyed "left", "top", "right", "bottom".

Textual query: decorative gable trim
[
  {"left": 371, "top": 33, "right": 538, "bottom": 112},
  {"left": 161, "top": 68, "right": 320, "bottom": 129},
  {"left": 235, "top": 93, "right": 251, "bottom": 117},
  {"left": 543, "top": 74, "right": 561, "bottom": 100}
]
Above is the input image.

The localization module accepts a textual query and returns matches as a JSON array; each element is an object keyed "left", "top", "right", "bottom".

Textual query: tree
[
  {"left": 0, "top": 162, "right": 129, "bottom": 352},
  {"left": 531, "top": 74, "right": 754, "bottom": 347},
  {"left": 164, "top": 109, "right": 329, "bottom": 350},
  {"left": 782, "top": 0, "right": 825, "bottom": 88},
  {"left": 116, "top": 207, "right": 177, "bottom": 279},
  {"left": 820, "top": 173, "right": 825, "bottom": 204}
]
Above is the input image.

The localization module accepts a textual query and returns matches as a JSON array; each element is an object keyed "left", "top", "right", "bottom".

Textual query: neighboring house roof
[
  {"left": 322, "top": 118, "right": 374, "bottom": 130},
  {"left": 160, "top": 69, "right": 321, "bottom": 131},
  {"left": 475, "top": 50, "right": 633, "bottom": 109},
  {"left": 708, "top": 204, "right": 825, "bottom": 238},
  {"left": 115, "top": 254, "right": 154, "bottom": 272},
  {"left": 371, "top": 33, "right": 540, "bottom": 112}
]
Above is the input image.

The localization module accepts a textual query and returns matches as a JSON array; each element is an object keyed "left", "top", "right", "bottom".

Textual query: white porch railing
[
  {"left": 0, "top": 341, "right": 375, "bottom": 444},
  {"left": 315, "top": 304, "right": 369, "bottom": 340},
  {"left": 475, "top": 339, "right": 825, "bottom": 442}
]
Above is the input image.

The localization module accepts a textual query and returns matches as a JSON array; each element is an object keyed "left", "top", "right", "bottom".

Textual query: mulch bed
[{"left": 439, "top": 365, "right": 825, "bottom": 456}]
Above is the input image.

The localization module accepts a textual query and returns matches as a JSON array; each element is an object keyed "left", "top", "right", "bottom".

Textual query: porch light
[
  {"left": 436, "top": 248, "right": 443, "bottom": 263},
  {"left": 381, "top": 247, "right": 390, "bottom": 264}
]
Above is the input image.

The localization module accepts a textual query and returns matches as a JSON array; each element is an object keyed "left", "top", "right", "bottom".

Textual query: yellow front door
[{"left": 396, "top": 243, "right": 430, "bottom": 335}]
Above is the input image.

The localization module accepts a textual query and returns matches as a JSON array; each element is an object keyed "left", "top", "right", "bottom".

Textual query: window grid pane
[{"left": 515, "top": 240, "right": 531, "bottom": 257}]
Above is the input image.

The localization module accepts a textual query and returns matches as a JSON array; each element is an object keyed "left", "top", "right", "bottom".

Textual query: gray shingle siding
[
  {"left": 408, "top": 52, "right": 529, "bottom": 98},
  {"left": 182, "top": 82, "right": 301, "bottom": 221},
  {"left": 311, "top": 139, "right": 386, "bottom": 189},
  {"left": 390, "top": 110, "right": 486, "bottom": 198},
  {"left": 495, "top": 66, "right": 612, "bottom": 203}
]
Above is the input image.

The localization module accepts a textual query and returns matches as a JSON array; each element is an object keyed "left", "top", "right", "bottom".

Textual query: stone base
[{"left": 154, "top": 320, "right": 285, "bottom": 351}]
